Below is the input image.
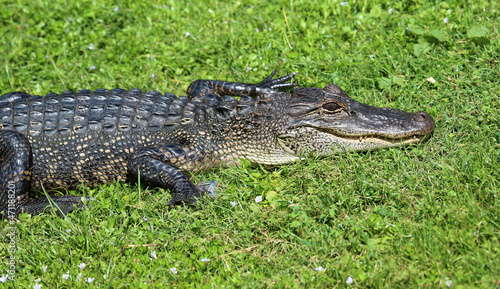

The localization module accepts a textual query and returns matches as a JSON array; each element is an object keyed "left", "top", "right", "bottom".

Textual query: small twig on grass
[
  {"left": 121, "top": 243, "right": 160, "bottom": 255},
  {"left": 219, "top": 245, "right": 260, "bottom": 258}
]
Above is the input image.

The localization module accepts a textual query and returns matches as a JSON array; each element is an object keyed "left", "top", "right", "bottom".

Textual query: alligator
[{"left": 0, "top": 71, "right": 435, "bottom": 218}]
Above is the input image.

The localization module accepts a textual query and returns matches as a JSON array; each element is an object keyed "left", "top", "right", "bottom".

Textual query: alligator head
[{"left": 276, "top": 84, "right": 435, "bottom": 156}]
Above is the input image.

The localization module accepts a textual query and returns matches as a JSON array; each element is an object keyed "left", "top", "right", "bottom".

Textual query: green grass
[{"left": 0, "top": 0, "right": 499, "bottom": 287}]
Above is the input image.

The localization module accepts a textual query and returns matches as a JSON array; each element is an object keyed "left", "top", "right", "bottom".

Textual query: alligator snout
[
  {"left": 413, "top": 111, "right": 431, "bottom": 122},
  {"left": 411, "top": 111, "right": 435, "bottom": 133}
]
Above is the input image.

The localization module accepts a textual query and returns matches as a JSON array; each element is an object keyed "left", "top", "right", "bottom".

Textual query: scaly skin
[{"left": 0, "top": 71, "right": 435, "bottom": 217}]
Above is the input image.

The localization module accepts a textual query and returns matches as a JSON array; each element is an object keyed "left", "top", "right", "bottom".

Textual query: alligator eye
[{"left": 322, "top": 102, "right": 342, "bottom": 112}]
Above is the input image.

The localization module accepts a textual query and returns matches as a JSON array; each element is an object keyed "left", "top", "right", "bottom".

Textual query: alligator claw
[
  {"left": 196, "top": 180, "right": 217, "bottom": 198},
  {"left": 256, "top": 70, "right": 297, "bottom": 92},
  {"left": 257, "top": 69, "right": 277, "bottom": 84}
]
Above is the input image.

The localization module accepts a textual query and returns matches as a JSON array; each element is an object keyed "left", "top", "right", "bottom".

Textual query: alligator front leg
[
  {"left": 187, "top": 70, "right": 297, "bottom": 103},
  {"left": 127, "top": 144, "right": 205, "bottom": 205},
  {"left": 0, "top": 131, "right": 85, "bottom": 217}
]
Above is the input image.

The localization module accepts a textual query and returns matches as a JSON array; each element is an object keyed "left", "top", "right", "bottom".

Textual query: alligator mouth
[
  {"left": 320, "top": 127, "right": 429, "bottom": 141},
  {"left": 318, "top": 127, "right": 431, "bottom": 152},
  {"left": 337, "top": 133, "right": 427, "bottom": 145},
  {"left": 277, "top": 125, "right": 433, "bottom": 158}
]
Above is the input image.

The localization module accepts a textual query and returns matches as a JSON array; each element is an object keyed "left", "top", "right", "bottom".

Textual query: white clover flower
[
  {"left": 34, "top": 284, "right": 42, "bottom": 289},
  {"left": 77, "top": 273, "right": 83, "bottom": 281},
  {"left": 87, "top": 277, "right": 95, "bottom": 284},
  {"left": 388, "top": 8, "right": 393, "bottom": 14},
  {"left": 446, "top": 280, "right": 453, "bottom": 287},
  {"left": 427, "top": 77, "right": 436, "bottom": 84},
  {"left": 340, "top": 2, "right": 348, "bottom": 6},
  {"left": 0, "top": 274, "right": 8, "bottom": 283},
  {"left": 255, "top": 195, "right": 262, "bottom": 203},
  {"left": 346, "top": 276, "right": 353, "bottom": 284},
  {"left": 444, "top": 17, "right": 449, "bottom": 23},
  {"left": 315, "top": 266, "right": 324, "bottom": 271},
  {"left": 66, "top": 229, "right": 71, "bottom": 233},
  {"left": 200, "top": 258, "right": 210, "bottom": 262},
  {"left": 143, "top": 216, "right": 148, "bottom": 222},
  {"left": 150, "top": 251, "right": 157, "bottom": 259},
  {"left": 41, "top": 266, "right": 47, "bottom": 273},
  {"left": 78, "top": 263, "right": 85, "bottom": 270},
  {"left": 170, "top": 267, "right": 178, "bottom": 274},
  {"left": 230, "top": 201, "right": 237, "bottom": 207},
  {"left": 89, "top": 65, "right": 96, "bottom": 70},
  {"left": 88, "top": 43, "right": 95, "bottom": 50},
  {"left": 62, "top": 271, "right": 70, "bottom": 281},
  {"left": 114, "top": 6, "right": 119, "bottom": 12},
  {"left": 185, "top": 32, "right": 191, "bottom": 37}
]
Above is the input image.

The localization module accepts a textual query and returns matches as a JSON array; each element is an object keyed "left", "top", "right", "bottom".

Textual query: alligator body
[{"left": 0, "top": 71, "right": 435, "bottom": 217}]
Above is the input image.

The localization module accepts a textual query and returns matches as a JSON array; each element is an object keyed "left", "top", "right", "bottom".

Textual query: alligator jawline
[{"left": 318, "top": 128, "right": 429, "bottom": 146}]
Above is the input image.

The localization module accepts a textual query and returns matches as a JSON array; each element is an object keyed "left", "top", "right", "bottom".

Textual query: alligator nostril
[{"left": 413, "top": 111, "right": 429, "bottom": 122}]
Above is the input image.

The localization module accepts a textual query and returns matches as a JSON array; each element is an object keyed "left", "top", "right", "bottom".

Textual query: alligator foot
[
  {"left": 23, "top": 195, "right": 91, "bottom": 216},
  {"left": 187, "top": 70, "right": 297, "bottom": 102},
  {"left": 165, "top": 181, "right": 216, "bottom": 207}
]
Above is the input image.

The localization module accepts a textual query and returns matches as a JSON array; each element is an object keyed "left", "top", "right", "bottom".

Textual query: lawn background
[{"left": 0, "top": 0, "right": 499, "bottom": 287}]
